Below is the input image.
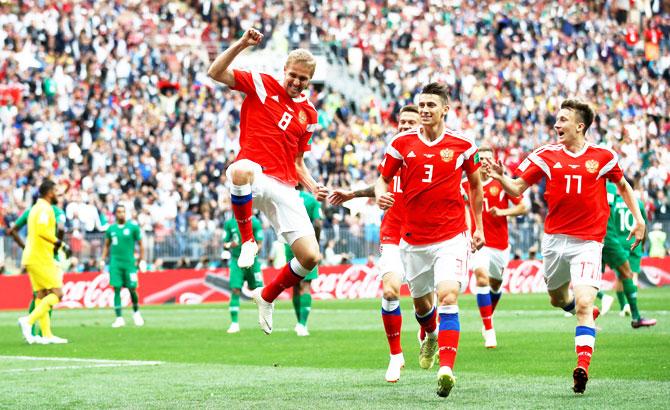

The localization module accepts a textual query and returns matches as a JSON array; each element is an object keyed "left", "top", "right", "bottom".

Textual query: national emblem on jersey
[
  {"left": 585, "top": 160, "right": 599, "bottom": 173},
  {"left": 489, "top": 186, "right": 500, "bottom": 197},
  {"left": 441, "top": 148, "right": 454, "bottom": 162},
  {"left": 299, "top": 110, "right": 307, "bottom": 124}
]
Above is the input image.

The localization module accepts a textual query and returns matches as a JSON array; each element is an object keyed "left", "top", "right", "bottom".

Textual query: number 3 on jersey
[
  {"left": 422, "top": 164, "right": 433, "bottom": 183},
  {"left": 278, "top": 112, "right": 293, "bottom": 131}
]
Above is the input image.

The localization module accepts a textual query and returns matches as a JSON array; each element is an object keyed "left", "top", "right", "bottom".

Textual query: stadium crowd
[{"left": 0, "top": 0, "right": 669, "bottom": 271}]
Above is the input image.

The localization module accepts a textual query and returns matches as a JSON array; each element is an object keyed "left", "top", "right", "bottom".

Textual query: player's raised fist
[
  {"left": 328, "top": 189, "right": 354, "bottom": 206},
  {"left": 376, "top": 192, "right": 394, "bottom": 210},
  {"left": 241, "top": 28, "right": 264, "bottom": 47}
]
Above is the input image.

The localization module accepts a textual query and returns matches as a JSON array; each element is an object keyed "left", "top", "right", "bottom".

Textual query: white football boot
[
  {"left": 237, "top": 240, "right": 259, "bottom": 268},
  {"left": 112, "top": 317, "right": 126, "bottom": 328},
  {"left": 252, "top": 288, "right": 273, "bottom": 334},
  {"left": 385, "top": 353, "right": 405, "bottom": 383}
]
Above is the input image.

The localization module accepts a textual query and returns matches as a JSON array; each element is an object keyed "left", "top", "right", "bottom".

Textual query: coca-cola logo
[
  {"left": 59, "top": 273, "right": 130, "bottom": 309},
  {"left": 502, "top": 260, "right": 547, "bottom": 294},
  {"left": 312, "top": 265, "right": 382, "bottom": 300}
]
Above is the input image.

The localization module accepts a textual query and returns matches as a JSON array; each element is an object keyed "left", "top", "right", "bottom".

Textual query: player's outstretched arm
[
  {"left": 295, "top": 154, "right": 329, "bottom": 201},
  {"left": 615, "top": 178, "right": 646, "bottom": 250},
  {"left": 490, "top": 201, "right": 528, "bottom": 217},
  {"left": 207, "top": 28, "right": 264, "bottom": 87},
  {"left": 328, "top": 185, "right": 375, "bottom": 205},
  {"left": 483, "top": 158, "right": 529, "bottom": 197},
  {"left": 374, "top": 176, "right": 394, "bottom": 210},
  {"left": 467, "top": 169, "right": 485, "bottom": 251}
]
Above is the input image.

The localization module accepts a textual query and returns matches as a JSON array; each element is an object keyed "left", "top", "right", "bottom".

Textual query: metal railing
[{"left": 2, "top": 220, "right": 668, "bottom": 274}]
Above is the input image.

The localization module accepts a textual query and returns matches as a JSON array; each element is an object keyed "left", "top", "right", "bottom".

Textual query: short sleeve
[
  {"left": 463, "top": 149, "right": 481, "bottom": 174},
  {"left": 381, "top": 139, "right": 403, "bottom": 181},
  {"left": 231, "top": 69, "right": 256, "bottom": 96},
  {"left": 515, "top": 157, "right": 544, "bottom": 186},
  {"left": 134, "top": 225, "right": 142, "bottom": 241},
  {"left": 105, "top": 228, "right": 111, "bottom": 240},
  {"left": 14, "top": 210, "right": 29, "bottom": 229}
]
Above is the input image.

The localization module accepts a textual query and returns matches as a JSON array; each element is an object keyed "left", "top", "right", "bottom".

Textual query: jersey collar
[
  {"left": 561, "top": 142, "right": 589, "bottom": 158},
  {"left": 417, "top": 129, "right": 446, "bottom": 147}
]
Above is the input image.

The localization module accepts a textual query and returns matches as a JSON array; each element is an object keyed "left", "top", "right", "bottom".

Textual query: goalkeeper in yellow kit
[{"left": 18, "top": 180, "right": 68, "bottom": 344}]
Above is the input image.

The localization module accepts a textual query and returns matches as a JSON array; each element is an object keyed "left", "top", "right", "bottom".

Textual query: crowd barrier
[{"left": 0, "top": 257, "right": 668, "bottom": 311}]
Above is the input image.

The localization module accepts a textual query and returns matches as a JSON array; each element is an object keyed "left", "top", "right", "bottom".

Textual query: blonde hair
[{"left": 285, "top": 49, "right": 317, "bottom": 76}]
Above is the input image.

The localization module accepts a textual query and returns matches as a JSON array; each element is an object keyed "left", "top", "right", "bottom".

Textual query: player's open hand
[
  {"left": 328, "top": 189, "right": 354, "bottom": 206},
  {"left": 471, "top": 229, "right": 485, "bottom": 252},
  {"left": 314, "top": 184, "right": 330, "bottom": 201},
  {"left": 376, "top": 192, "right": 394, "bottom": 210},
  {"left": 241, "top": 29, "right": 264, "bottom": 47},
  {"left": 483, "top": 158, "right": 504, "bottom": 179},
  {"left": 627, "top": 221, "right": 646, "bottom": 251}
]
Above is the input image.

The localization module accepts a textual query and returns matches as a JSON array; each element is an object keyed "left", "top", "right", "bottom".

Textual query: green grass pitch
[{"left": 1, "top": 289, "right": 668, "bottom": 409}]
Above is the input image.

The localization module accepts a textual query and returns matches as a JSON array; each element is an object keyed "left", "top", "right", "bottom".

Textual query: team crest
[
  {"left": 585, "top": 160, "right": 599, "bottom": 173},
  {"left": 299, "top": 110, "right": 307, "bottom": 124},
  {"left": 490, "top": 186, "right": 499, "bottom": 196},
  {"left": 440, "top": 149, "right": 454, "bottom": 162}
]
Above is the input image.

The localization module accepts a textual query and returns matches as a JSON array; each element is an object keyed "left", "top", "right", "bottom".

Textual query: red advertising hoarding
[{"left": 0, "top": 257, "right": 668, "bottom": 311}]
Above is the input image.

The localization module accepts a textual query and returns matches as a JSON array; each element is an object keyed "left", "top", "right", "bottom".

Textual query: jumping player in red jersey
[
  {"left": 208, "top": 29, "right": 328, "bottom": 334},
  {"left": 467, "top": 147, "right": 527, "bottom": 349},
  {"left": 483, "top": 99, "right": 646, "bottom": 394},
  {"left": 329, "top": 105, "right": 421, "bottom": 383},
  {"left": 376, "top": 83, "right": 485, "bottom": 398}
]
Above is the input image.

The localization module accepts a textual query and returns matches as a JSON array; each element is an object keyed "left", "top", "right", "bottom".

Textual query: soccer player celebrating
[
  {"left": 469, "top": 147, "right": 527, "bottom": 348},
  {"left": 100, "top": 205, "right": 144, "bottom": 328},
  {"left": 376, "top": 83, "right": 485, "bottom": 397},
  {"left": 483, "top": 99, "right": 646, "bottom": 394},
  {"left": 18, "top": 180, "right": 68, "bottom": 344},
  {"left": 223, "top": 214, "right": 264, "bottom": 334},
  {"left": 329, "top": 104, "right": 420, "bottom": 382},
  {"left": 285, "top": 188, "right": 323, "bottom": 337},
  {"left": 208, "top": 28, "right": 328, "bottom": 334},
  {"left": 8, "top": 187, "right": 68, "bottom": 342},
  {"left": 602, "top": 181, "right": 656, "bottom": 328}
]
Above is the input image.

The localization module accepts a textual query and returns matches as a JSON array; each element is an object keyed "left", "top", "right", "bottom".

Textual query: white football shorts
[{"left": 541, "top": 233, "right": 603, "bottom": 290}]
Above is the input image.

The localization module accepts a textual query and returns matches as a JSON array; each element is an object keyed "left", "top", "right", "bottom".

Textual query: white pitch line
[
  {"left": 0, "top": 363, "right": 161, "bottom": 373},
  {"left": 0, "top": 355, "right": 162, "bottom": 365}
]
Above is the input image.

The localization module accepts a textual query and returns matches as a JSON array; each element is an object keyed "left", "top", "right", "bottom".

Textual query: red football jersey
[
  {"left": 471, "top": 179, "right": 522, "bottom": 250},
  {"left": 516, "top": 143, "right": 623, "bottom": 242},
  {"left": 378, "top": 162, "right": 404, "bottom": 245},
  {"left": 381, "top": 128, "right": 480, "bottom": 245},
  {"left": 232, "top": 70, "right": 318, "bottom": 185}
]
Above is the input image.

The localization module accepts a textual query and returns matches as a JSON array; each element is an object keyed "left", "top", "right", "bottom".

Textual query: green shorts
[
  {"left": 109, "top": 264, "right": 138, "bottom": 289},
  {"left": 229, "top": 258, "right": 263, "bottom": 290},
  {"left": 284, "top": 245, "right": 318, "bottom": 281},
  {"left": 628, "top": 252, "right": 641, "bottom": 273}
]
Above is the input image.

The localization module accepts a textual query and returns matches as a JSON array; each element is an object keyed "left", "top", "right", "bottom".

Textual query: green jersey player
[
  {"left": 8, "top": 202, "right": 67, "bottom": 340},
  {"left": 601, "top": 182, "right": 656, "bottom": 328},
  {"left": 284, "top": 189, "right": 323, "bottom": 336},
  {"left": 223, "top": 215, "right": 264, "bottom": 333},
  {"left": 101, "top": 204, "right": 144, "bottom": 328}
]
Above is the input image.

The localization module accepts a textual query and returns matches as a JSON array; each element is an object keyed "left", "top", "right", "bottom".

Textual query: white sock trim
[
  {"left": 575, "top": 335, "right": 595, "bottom": 348},
  {"left": 231, "top": 183, "right": 252, "bottom": 196},
  {"left": 437, "top": 305, "right": 459, "bottom": 315},
  {"left": 490, "top": 288, "right": 503, "bottom": 294},
  {"left": 476, "top": 286, "right": 491, "bottom": 295},
  {"left": 289, "top": 258, "right": 310, "bottom": 277},
  {"left": 381, "top": 298, "right": 400, "bottom": 311}
]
